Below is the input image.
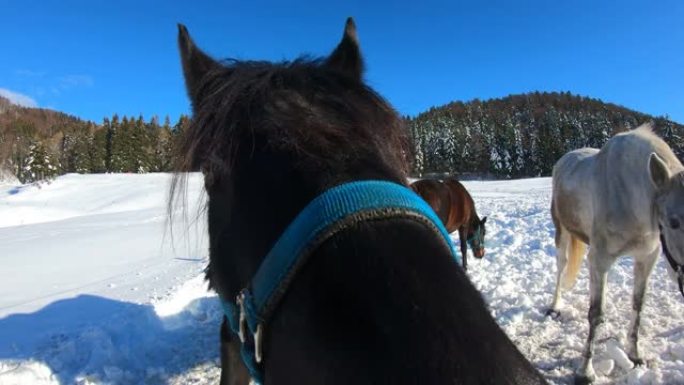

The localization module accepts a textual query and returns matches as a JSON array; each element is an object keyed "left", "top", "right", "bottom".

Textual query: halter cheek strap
[
  {"left": 659, "top": 225, "right": 684, "bottom": 298},
  {"left": 466, "top": 224, "right": 483, "bottom": 248},
  {"left": 220, "top": 180, "right": 460, "bottom": 384}
]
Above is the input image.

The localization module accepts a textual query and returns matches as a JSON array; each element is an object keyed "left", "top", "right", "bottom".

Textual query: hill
[
  {"left": 0, "top": 96, "right": 94, "bottom": 179},
  {"left": 3, "top": 92, "right": 682, "bottom": 182},
  {"left": 0, "top": 96, "right": 86, "bottom": 136},
  {"left": 407, "top": 91, "right": 683, "bottom": 178},
  {"left": 0, "top": 96, "right": 88, "bottom": 154},
  {"left": 0, "top": 96, "right": 185, "bottom": 183}
]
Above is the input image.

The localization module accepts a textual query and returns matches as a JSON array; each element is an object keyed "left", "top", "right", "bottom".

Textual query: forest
[
  {"left": 1, "top": 92, "right": 681, "bottom": 183},
  {"left": 407, "top": 91, "right": 682, "bottom": 178}
]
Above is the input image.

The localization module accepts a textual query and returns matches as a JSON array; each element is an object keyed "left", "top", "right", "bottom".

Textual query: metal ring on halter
[
  {"left": 237, "top": 291, "right": 264, "bottom": 363},
  {"left": 254, "top": 324, "right": 264, "bottom": 363},
  {"left": 237, "top": 293, "right": 247, "bottom": 343}
]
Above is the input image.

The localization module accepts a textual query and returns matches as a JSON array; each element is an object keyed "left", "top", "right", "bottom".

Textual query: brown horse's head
[{"left": 467, "top": 216, "right": 487, "bottom": 258}]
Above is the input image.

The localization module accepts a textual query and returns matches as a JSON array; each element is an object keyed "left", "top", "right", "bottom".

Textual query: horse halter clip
[
  {"left": 659, "top": 225, "right": 684, "bottom": 298},
  {"left": 219, "top": 180, "right": 460, "bottom": 384}
]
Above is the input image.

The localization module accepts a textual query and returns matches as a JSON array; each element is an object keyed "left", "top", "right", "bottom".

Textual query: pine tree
[
  {"left": 20, "top": 141, "right": 59, "bottom": 183},
  {"left": 110, "top": 115, "right": 131, "bottom": 172}
]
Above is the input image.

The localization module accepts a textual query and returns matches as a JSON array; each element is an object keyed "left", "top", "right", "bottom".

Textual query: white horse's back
[
  {"left": 600, "top": 125, "right": 683, "bottom": 182},
  {"left": 552, "top": 147, "right": 599, "bottom": 244}
]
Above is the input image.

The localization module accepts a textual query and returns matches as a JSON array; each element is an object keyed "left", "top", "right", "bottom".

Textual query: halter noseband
[
  {"left": 659, "top": 224, "right": 684, "bottom": 298},
  {"left": 466, "top": 223, "right": 483, "bottom": 249},
  {"left": 220, "top": 180, "right": 460, "bottom": 384}
]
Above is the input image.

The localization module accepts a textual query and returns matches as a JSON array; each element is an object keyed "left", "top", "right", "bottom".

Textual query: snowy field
[{"left": 0, "top": 174, "right": 682, "bottom": 385}]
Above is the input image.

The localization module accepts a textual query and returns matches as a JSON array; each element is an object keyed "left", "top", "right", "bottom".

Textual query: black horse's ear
[
  {"left": 481, "top": 216, "right": 487, "bottom": 225},
  {"left": 326, "top": 17, "right": 364, "bottom": 80},
  {"left": 178, "top": 24, "right": 220, "bottom": 101}
]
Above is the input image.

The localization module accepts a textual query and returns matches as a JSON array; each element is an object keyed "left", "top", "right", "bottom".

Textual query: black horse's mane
[{"left": 172, "top": 55, "right": 411, "bottom": 192}]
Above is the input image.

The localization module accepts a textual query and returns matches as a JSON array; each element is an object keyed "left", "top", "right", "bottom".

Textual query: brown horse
[{"left": 410, "top": 178, "right": 487, "bottom": 270}]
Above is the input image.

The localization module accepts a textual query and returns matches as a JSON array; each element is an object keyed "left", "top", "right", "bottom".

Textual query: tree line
[
  {"left": 406, "top": 91, "right": 682, "bottom": 178},
  {"left": 1, "top": 92, "right": 682, "bottom": 183},
  {"left": 0, "top": 105, "right": 190, "bottom": 183}
]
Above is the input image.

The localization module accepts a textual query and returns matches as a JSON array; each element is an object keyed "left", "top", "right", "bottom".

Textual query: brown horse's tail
[{"left": 561, "top": 235, "right": 586, "bottom": 290}]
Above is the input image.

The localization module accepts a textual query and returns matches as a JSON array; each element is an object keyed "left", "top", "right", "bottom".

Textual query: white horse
[{"left": 548, "top": 124, "right": 684, "bottom": 384}]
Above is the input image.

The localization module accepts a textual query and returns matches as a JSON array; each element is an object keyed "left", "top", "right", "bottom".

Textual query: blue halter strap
[
  {"left": 466, "top": 223, "right": 483, "bottom": 248},
  {"left": 220, "top": 180, "right": 459, "bottom": 384}
]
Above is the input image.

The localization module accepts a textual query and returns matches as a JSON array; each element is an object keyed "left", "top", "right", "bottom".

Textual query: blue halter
[
  {"left": 466, "top": 223, "right": 484, "bottom": 249},
  {"left": 220, "top": 180, "right": 459, "bottom": 383}
]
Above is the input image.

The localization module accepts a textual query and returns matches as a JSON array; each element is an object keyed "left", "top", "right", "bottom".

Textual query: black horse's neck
[
  {"left": 261, "top": 211, "right": 545, "bottom": 384},
  {"left": 205, "top": 150, "right": 546, "bottom": 384}
]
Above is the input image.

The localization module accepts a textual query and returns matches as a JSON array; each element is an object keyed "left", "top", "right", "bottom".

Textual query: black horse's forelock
[{"left": 172, "top": 56, "right": 410, "bottom": 187}]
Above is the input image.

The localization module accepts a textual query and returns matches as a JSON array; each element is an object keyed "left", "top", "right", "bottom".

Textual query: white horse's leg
[
  {"left": 627, "top": 247, "right": 659, "bottom": 364},
  {"left": 577, "top": 246, "right": 614, "bottom": 384},
  {"left": 548, "top": 224, "right": 571, "bottom": 315}
]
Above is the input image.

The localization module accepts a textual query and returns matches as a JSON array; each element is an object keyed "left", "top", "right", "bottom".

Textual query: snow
[
  {"left": 1, "top": 174, "right": 683, "bottom": 384},
  {"left": 0, "top": 169, "right": 18, "bottom": 187}
]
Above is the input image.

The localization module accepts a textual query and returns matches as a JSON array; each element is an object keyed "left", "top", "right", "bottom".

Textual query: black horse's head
[
  {"left": 169, "top": 20, "right": 550, "bottom": 385},
  {"left": 467, "top": 216, "right": 487, "bottom": 259},
  {"left": 172, "top": 18, "right": 411, "bottom": 296}
]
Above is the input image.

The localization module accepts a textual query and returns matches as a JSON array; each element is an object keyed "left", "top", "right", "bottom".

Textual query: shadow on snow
[{"left": 0, "top": 294, "right": 221, "bottom": 384}]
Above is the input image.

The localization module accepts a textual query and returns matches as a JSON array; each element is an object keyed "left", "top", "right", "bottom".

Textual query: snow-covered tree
[{"left": 20, "top": 141, "right": 59, "bottom": 183}]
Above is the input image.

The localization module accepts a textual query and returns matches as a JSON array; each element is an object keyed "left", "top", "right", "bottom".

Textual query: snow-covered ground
[{"left": 0, "top": 174, "right": 682, "bottom": 385}]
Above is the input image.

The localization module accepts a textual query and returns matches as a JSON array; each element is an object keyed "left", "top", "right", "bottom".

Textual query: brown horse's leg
[
  {"left": 458, "top": 227, "right": 468, "bottom": 270},
  {"left": 220, "top": 317, "right": 251, "bottom": 385}
]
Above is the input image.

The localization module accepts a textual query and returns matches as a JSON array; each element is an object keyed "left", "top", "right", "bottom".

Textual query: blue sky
[{"left": 1, "top": 0, "right": 683, "bottom": 124}]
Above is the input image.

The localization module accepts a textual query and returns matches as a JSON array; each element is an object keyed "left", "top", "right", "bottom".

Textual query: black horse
[{"left": 173, "top": 18, "right": 548, "bottom": 385}]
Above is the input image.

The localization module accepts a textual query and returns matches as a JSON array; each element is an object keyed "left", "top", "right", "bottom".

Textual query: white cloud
[
  {"left": 15, "top": 69, "right": 46, "bottom": 78},
  {"left": 0, "top": 88, "right": 38, "bottom": 108},
  {"left": 59, "top": 74, "right": 94, "bottom": 89}
]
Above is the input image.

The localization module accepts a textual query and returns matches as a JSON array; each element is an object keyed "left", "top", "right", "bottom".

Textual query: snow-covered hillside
[{"left": 0, "top": 174, "right": 682, "bottom": 384}]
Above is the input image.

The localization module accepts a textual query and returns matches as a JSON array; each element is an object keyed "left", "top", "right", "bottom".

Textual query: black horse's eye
[{"left": 669, "top": 217, "right": 680, "bottom": 230}]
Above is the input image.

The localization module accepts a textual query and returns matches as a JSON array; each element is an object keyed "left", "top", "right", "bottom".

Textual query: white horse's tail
[{"left": 561, "top": 235, "right": 586, "bottom": 290}]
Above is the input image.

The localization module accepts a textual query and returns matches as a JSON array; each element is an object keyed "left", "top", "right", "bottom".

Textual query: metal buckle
[
  {"left": 254, "top": 324, "right": 264, "bottom": 363},
  {"left": 236, "top": 291, "right": 265, "bottom": 363},
  {"left": 236, "top": 292, "right": 247, "bottom": 343}
]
